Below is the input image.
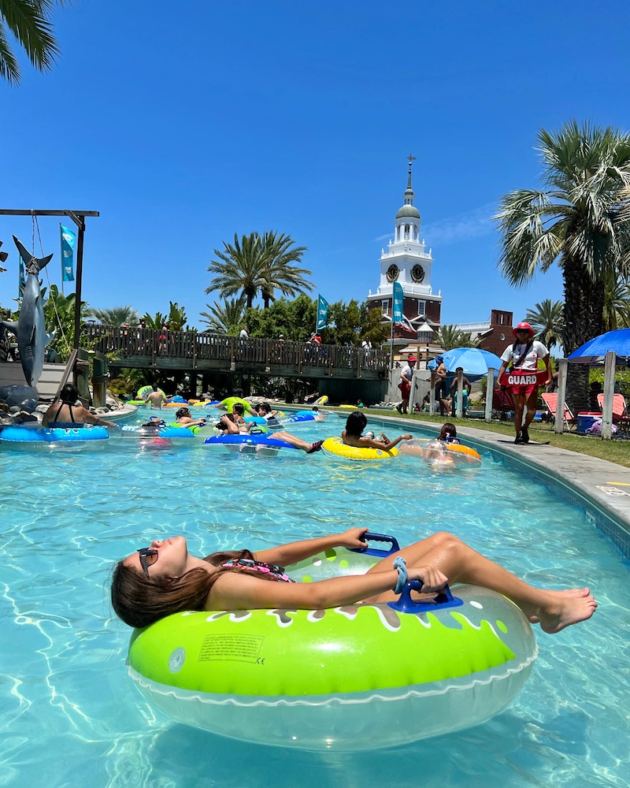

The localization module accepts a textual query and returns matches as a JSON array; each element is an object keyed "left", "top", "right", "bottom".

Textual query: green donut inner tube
[{"left": 127, "top": 543, "right": 537, "bottom": 750}]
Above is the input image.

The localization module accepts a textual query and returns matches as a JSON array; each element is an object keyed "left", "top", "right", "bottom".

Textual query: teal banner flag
[
  {"left": 392, "top": 281, "right": 404, "bottom": 324},
  {"left": 18, "top": 255, "right": 26, "bottom": 294},
  {"left": 60, "top": 224, "right": 76, "bottom": 282},
  {"left": 316, "top": 294, "right": 328, "bottom": 331}
]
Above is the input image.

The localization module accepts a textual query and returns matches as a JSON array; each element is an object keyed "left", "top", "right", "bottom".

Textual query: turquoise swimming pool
[{"left": 1, "top": 410, "right": 629, "bottom": 786}]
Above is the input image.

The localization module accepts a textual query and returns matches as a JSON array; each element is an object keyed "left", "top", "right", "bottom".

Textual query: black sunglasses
[{"left": 137, "top": 547, "right": 158, "bottom": 578}]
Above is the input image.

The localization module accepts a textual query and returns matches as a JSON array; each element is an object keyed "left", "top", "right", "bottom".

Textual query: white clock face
[
  {"left": 386, "top": 264, "right": 399, "bottom": 283},
  {"left": 411, "top": 264, "right": 425, "bottom": 283}
]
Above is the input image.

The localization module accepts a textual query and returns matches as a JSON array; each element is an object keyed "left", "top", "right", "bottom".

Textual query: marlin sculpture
[{"left": 0, "top": 237, "right": 55, "bottom": 388}]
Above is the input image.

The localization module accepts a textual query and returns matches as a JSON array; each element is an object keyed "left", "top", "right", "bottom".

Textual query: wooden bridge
[{"left": 83, "top": 325, "right": 389, "bottom": 380}]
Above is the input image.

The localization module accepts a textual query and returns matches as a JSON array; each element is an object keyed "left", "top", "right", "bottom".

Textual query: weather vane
[{"left": 408, "top": 153, "right": 417, "bottom": 170}]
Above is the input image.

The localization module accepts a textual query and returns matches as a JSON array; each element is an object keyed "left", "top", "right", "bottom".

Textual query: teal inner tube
[{"left": 0, "top": 426, "right": 109, "bottom": 443}]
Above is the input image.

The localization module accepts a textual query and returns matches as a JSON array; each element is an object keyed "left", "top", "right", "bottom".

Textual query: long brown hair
[{"left": 111, "top": 549, "right": 254, "bottom": 629}]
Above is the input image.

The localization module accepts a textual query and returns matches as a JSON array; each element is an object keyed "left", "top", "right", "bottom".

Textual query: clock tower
[{"left": 367, "top": 157, "right": 442, "bottom": 338}]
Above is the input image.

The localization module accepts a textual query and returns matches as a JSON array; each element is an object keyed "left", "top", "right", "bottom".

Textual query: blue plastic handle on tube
[
  {"left": 348, "top": 532, "right": 401, "bottom": 557},
  {"left": 387, "top": 579, "right": 464, "bottom": 614}
]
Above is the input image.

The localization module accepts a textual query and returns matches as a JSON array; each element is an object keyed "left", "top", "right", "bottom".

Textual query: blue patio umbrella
[
  {"left": 568, "top": 328, "right": 630, "bottom": 364},
  {"left": 427, "top": 347, "right": 503, "bottom": 378}
]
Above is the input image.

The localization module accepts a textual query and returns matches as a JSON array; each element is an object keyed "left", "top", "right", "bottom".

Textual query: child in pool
[
  {"left": 437, "top": 423, "right": 461, "bottom": 444},
  {"left": 424, "top": 439, "right": 456, "bottom": 469},
  {"left": 111, "top": 528, "right": 597, "bottom": 635},
  {"left": 341, "top": 412, "right": 411, "bottom": 453}
]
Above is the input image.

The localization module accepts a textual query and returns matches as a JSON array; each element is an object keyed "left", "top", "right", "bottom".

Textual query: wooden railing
[{"left": 81, "top": 325, "right": 388, "bottom": 375}]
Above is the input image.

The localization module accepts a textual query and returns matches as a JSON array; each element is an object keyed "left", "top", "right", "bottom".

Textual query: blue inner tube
[
  {"left": 204, "top": 434, "right": 298, "bottom": 450},
  {"left": 296, "top": 410, "right": 318, "bottom": 418},
  {"left": 244, "top": 416, "right": 267, "bottom": 425},
  {"left": 204, "top": 401, "right": 221, "bottom": 407},
  {"left": 282, "top": 414, "right": 315, "bottom": 424},
  {"left": 0, "top": 426, "right": 109, "bottom": 443}
]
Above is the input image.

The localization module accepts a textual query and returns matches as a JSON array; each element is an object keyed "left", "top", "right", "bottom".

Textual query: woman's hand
[
  {"left": 407, "top": 565, "right": 448, "bottom": 592},
  {"left": 337, "top": 527, "right": 369, "bottom": 549},
  {"left": 400, "top": 434, "right": 412, "bottom": 441}
]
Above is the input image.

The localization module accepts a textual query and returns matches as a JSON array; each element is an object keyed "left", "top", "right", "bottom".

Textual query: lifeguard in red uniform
[{"left": 497, "top": 322, "right": 552, "bottom": 445}]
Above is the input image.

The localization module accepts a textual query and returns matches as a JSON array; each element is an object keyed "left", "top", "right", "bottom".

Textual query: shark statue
[{"left": 0, "top": 236, "right": 55, "bottom": 389}]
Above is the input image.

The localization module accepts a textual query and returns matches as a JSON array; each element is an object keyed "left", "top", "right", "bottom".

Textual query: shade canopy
[
  {"left": 568, "top": 328, "right": 630, "bottom": 364},
  {"left": 428, "top": 347, "right": 503, "bottom": 376}
]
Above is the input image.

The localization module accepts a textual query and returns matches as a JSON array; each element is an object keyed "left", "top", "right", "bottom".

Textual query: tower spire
[{"left": 407, "top": 153, "right": 416, "bottom": 190}]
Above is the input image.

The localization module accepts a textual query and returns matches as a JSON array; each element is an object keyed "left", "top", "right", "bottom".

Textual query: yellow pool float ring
[
  {"left": 322, "top": 436, "right": 398, "bottom": 460},
  {"left": 339, "top": 404, "right": 357, "bottom": 410},
  {"left": 314, "top": 395, "right": 328, "bottom": 406}
]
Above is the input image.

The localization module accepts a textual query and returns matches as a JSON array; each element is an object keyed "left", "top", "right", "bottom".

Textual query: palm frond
[
  {"left": 1, "top": 0, "right": 60, "bottom": 72},
  {"left": 0, "top": 19, "right": 19, "bottom": 84}
]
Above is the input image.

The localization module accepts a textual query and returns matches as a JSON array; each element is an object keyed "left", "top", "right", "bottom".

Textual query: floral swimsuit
[{"left": 221, "top": 558, "right": 295, "bottom": 584}]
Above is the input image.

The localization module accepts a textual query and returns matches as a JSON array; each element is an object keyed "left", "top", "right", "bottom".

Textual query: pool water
[{"left": 1, "top": 410, "right": 629, "bottom": 787}]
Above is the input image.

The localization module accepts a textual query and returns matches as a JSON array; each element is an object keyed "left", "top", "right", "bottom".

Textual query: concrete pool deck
[{"left": 328, "top": 410, "right": 630, "bottom": 559}]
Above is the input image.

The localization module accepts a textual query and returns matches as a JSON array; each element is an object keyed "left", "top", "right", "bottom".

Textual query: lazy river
[{"left": 1, "top": 409, "right": 629, "bottom": 787}]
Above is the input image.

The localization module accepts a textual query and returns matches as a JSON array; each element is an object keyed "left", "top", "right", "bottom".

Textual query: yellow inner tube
[
  {"left": 339, "top": 404, "right": 357, "bottom": 410},
  {"left": 314, "top": 395, "right": 329, "bottom": 406},
  {"left": 322, "top": 436, "right": 398, "bottom": 460}
]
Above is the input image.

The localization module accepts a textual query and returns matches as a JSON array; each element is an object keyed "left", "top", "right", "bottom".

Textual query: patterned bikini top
[{"left": 220, "top": 557, "right": 295, "bottom": 584}]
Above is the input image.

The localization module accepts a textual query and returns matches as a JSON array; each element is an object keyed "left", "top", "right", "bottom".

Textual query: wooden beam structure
[{"left": 0, "top": 208, "right": 100, "bottom": 350}]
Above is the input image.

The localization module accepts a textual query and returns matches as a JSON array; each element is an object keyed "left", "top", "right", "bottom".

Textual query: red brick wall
[{"left": 479, "top": 329, "right": 513, "bottom": 356}]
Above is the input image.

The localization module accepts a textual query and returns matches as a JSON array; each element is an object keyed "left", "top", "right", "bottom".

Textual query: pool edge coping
[{"left": 325, "top": 409, "right": 630, "bottom": 559}]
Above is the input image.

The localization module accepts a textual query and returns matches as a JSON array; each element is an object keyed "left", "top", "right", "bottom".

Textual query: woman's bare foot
[
  {"left": 537, "top": 594, "right": 597, "bottom": 634},
  {"left": 546, "top": 587, "right": 590, "bottom": 599}
]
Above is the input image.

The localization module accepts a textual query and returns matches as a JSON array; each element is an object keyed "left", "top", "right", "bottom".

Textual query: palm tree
[
  {"left": 200, "top": 296, "right": 247, "bottom": 335},
  {"left": 258, "top": 231, "right": 311, "bottom": 308},
  {"left": 496, "top": 121, "right": 630, "bottom": 410},
  {"left": 142, "top": 312, "right": 167, "bottom": 330},
  {"left": 86, "top": 306, "right": 139, "bottom": 326},
  {"left": 166, "top": 301, "right": 188, "bottom": 330},
  {"left": 602, "top": 270, "right": 630, "bottom": 332},
  {"left": 525, "top": 299, "right": 564, "bottom": 349},
  {"left": 0, "top": 0, "right": 67, "bottom": 86},
  {"left": 207, "top": 233, "right": 268, "bottom": 309},
  {"left": 207, "top": 232, "right": 311, "bottom": 309},
  {"left": 433, "top": 324, "right": 481, "bottom": 350}
]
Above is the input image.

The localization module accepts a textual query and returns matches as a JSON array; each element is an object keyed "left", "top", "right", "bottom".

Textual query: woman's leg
[
  {"left": 523, "top": 388, "right": 539, "bottom": 430},
  {"left": 366, "top": 532, "right": 596, "bottom": 634},
  {"left": 511, "top": 391, "right": 525, "bottom": 437},
  {"left": 273, "top": 431, "right": 323, "bottom": 453},
  {"left": 223, "top": 419, "right": 240, "bottom": 435}
]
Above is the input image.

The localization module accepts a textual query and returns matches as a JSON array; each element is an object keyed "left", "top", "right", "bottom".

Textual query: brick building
[{"left": 452, "top": 310, "right": 514, "bottom": 356}]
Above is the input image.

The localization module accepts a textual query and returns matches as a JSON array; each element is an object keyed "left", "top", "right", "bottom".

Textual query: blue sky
[{"left": 1, "top": 0, "right": 629, "bottom": 327}]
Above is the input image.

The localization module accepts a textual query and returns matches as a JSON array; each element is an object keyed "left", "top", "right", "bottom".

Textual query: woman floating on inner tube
[
  {"left": 43, "top": 383, "right": 117, "bottom": 428},
  {"left": 342, "top": 411, "right": 411, "bottom": 453},
  {"left": 217, "top": 403, "right": 323, "bottom": 454},
  {"left": 497, "top": 322, "right": 552, "bottom": 445},
  {"left": 111, "top": 528, "right": 596, "bottom": 633}
]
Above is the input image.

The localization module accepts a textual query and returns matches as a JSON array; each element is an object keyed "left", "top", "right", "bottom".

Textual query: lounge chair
[
  {"left": 541, "top": 393, "right": 577, "bottom": 430},
  {"left": 597, "top": 393, "right": 630, "bottom": 431}
]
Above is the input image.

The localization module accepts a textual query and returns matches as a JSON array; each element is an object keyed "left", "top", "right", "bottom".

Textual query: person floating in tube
[{"left": 496, "top": 322, "right": 552, "bottom": 445}]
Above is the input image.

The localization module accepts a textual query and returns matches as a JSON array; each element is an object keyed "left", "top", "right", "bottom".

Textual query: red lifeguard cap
[{"left": 512, "top": 322, "right": 535, "bottom": 339}]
